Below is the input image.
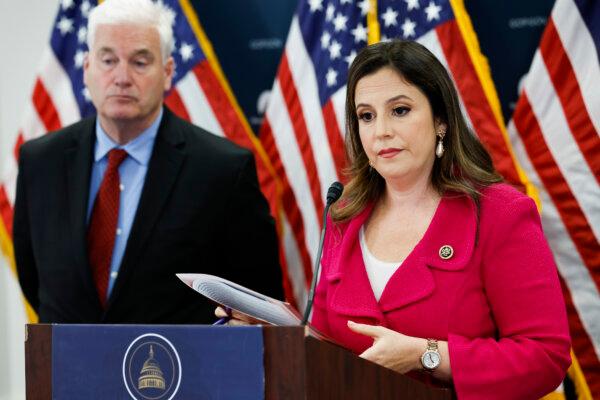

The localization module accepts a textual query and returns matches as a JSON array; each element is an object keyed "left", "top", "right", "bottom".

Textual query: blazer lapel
[
  {"left": 328, "top": 205, "right": 385, "bottom": 323},
  {"left": 107, "top": 109, "right": 185, "bottom": 307},
  {"left": 377, "top": 252, "right": 435, "bottom": 312},
  {"left": 420, "top": 193, "right": 477, "bottom": 271},
  {"left": 378, "top": 193, "right": 477, "bottom": 312},
  {"left": 64, "top": 118, "right": 99, "bottom": 304}
]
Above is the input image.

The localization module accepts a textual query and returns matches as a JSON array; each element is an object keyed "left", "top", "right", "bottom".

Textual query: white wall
[{"left": 0, "top": 1, "right": 59, "bottom": 399}]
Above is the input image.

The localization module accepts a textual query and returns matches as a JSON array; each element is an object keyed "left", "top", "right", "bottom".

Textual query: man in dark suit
[{"left": 13, "top": 0, "right": 283, "bottom": 324}]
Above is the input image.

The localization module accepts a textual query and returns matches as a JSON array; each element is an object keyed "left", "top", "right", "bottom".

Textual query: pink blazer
[{"left": 312, "top": 183, "right": 571, "bottom": 399}]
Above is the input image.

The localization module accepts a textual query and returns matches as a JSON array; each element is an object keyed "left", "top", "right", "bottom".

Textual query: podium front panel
[{"left": 51, "top": 325, "right": 264, "bottom": 400}]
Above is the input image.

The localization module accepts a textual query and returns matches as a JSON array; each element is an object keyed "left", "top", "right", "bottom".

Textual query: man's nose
[{"left": 113, "top": 62, "right": 132, "bottom": 86}]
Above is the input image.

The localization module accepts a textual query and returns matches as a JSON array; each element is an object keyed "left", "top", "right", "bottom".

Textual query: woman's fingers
[
  {"left": 347, "top": 320, "right": 384, "bottom": 338},
  {"left": 214, "top": 306, "right": 260, "bottom": 325},
  {"left": 215, "top": 306, "right": 229, "bottom": 318}
]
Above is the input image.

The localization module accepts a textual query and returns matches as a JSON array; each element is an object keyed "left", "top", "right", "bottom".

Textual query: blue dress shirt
[{"left": 86, "top": 109, "right": 163, "bottom": 297}]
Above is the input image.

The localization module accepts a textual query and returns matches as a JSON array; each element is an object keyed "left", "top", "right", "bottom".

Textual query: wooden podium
[{"left": 25, "top": 324, "right": 455, "bottom": 399}]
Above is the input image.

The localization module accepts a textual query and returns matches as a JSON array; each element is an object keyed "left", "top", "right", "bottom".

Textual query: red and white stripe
[
  {"left": 0, "top": 46, "right": 81, "bottom": 234},
  {"left": 170, "top": 67, "right": 225, "bottom": 137},
  {"left": 261, "top": 16, "right": 346, "bottom": 306},
  {"left": 508, "top": 0, "right": 600, "bottom": 395}
]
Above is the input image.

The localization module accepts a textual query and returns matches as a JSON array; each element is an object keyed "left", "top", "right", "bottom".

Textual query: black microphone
[{"left": 301, "top": 181, "right": 344, "bottom": 325}]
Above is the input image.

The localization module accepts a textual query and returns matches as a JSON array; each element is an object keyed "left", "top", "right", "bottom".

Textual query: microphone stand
[{"left": 301, "top": 182, "right": 343, "bottom": 325}]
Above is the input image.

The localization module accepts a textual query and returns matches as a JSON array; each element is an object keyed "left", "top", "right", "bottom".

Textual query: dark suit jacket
[{"left": 13, "top": 107, "right": 283, "bottom": 323}]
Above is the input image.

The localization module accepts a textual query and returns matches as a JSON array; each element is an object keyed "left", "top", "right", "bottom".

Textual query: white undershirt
[{"left": 359, "top": 226, "right": 403, "bottom": 301}]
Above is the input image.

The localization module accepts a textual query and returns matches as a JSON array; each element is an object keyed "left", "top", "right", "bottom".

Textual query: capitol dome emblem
[{"left": 122, "top": 333, "right": 182, "bottom": 400}]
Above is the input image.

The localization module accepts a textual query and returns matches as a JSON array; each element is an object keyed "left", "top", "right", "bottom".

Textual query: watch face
[{"left": 422, "top": 350, "right": 441, "bottom": 370}]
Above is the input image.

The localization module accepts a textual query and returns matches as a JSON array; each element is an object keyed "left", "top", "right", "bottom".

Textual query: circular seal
[
  {"left": 122, "top": 333, "right": 182, "bottom": 400},
  {"left": 438, "top": 245, "right": 454, "bottom": 260}
]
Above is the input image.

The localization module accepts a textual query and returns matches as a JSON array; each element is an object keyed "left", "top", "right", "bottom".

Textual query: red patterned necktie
[{"left": 87, "top": 148, "right": 128, "bottom": 307}]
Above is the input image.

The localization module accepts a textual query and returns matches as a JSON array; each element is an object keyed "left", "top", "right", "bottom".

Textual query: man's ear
[
  {"left": 163, "top": 56, "right": 175, "bottom": 91},
  {"left": 82, "top": 52, "right": 90, "bottom": 86}
]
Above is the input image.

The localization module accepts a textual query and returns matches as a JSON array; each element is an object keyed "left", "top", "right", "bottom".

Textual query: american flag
[
  {"left": 508, "top": 0, "right": 600, "bottom": 396},
  {"left": 260, "top": 0, "right": 529, "bottom": 313},
  {"left": 0, "top": 0, "right": 279, "bottom": 320}
]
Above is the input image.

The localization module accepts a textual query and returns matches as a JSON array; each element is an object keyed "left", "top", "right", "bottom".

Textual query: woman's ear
[{"left": 435, "top": 120, "right": 448, "bottom": 136}]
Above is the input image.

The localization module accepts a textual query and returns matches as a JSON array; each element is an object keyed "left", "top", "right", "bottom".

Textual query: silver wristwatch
[{"left": 420, "top": 338, "right": 441, "bottom": 371}]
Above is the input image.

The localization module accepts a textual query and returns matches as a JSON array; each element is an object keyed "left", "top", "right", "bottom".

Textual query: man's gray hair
[{"left": 87, "top": 0, "right": 176, "bottom": 63}]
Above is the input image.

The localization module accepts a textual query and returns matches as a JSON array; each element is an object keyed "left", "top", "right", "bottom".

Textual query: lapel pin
[{"left": 439, "top": 245, "right": 454, "bottom": 260}]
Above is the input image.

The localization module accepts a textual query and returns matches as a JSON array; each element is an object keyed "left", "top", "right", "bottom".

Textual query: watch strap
[{"left": 426, "top": 338, "right": 438, "bottom": 351}]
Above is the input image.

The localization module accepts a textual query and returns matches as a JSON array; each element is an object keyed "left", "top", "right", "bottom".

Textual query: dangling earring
[{"left": 435, "top": 131, "right": 445, "bottom": 158}]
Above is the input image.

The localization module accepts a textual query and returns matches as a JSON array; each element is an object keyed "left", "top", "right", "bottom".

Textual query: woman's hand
[
  {"left": 214, "top": 306, "right": 260, "bottom": 326},
  {"left": 347, "top": 320, "right": 424, "bottom": 374},
  {"left": 347, "top": 321, "right": 452, "bottom": 381}
]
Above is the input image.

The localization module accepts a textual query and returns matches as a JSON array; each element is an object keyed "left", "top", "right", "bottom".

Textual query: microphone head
[{"left": 326, "top": 181, "right": 344, "bottom": 205}]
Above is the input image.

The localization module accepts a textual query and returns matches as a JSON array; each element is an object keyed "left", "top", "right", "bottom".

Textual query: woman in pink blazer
[{"left": 311, "top": 40, "right": 571, "bottom": 399}]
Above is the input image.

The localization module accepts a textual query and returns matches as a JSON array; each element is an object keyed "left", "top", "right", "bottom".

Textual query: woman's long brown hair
[{"left": 331, "top": 40, "right": 502, "bottom": 222}]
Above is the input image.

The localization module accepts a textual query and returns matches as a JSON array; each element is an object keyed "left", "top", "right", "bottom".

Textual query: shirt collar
[{"left": 93, "top": 108, "right": 163, "bottom": 165}]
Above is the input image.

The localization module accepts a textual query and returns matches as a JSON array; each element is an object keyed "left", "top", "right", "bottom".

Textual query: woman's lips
[{"left": 377, "top": 148, "right": 402, "bottom": 158}]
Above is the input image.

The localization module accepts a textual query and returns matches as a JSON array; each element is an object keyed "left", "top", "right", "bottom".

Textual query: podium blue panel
[{"left": 52, "top": 325, "right": 264, "bottom": 400}]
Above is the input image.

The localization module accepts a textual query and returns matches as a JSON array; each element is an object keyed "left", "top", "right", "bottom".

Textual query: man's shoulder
[
  {"left": 165, "top": 110, "right": 252, "bottom": 160},
  {"left": 19, "top": 117, "right": 95, "bottom": 159}
]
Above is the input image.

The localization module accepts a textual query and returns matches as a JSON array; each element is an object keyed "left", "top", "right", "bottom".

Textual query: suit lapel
[
  {"left": 378, "top": 193, "right": 476, "bottom": 312},
  {"left": 329, "top": 193, "right": 477, "bottom": 319},
  {"left": 377, "top": 252, "right": 435, "bottom": 312},
  {"left": 64, "top": 118, "right": 99, "bottom": 304},
  {"left": 107, "top": 109, "right": 185, "bottom": 308},
  {"left": 328, "top": 205, "right": 385, "bottom": 323}
]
